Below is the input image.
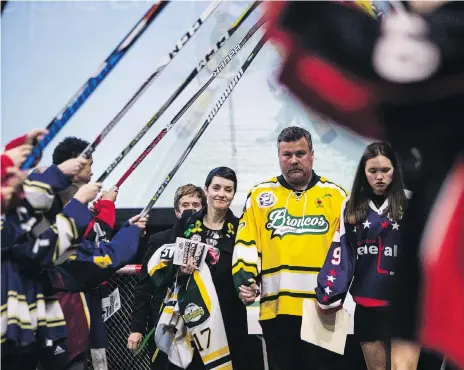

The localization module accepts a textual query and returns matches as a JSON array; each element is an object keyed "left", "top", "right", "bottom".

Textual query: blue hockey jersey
[
  {"left": 316, "top": 196, "right": 407, "bottom": 309},
  {"left": 48, "top": 221, "right": 143, "bottom": 359},
  {"left": 1, "top": 164, "right": 92, "bottom": 356},
  {"left": 50, "top": 222, "right": 142, "bottom": 292},
  {"left": 2, "top": 165, "right": 72, "bottom": 253},
  {"left": 1, "top": 199, "right": 93, "bottom": 355}
]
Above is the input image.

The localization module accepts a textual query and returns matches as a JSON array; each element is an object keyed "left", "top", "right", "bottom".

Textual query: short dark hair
[
  {"left": 173, "top": 184, "right": 206, "bottom": 212},
  {"left": 345, "top": 141, "right": 407, "bottom": 224},
  {"left": 205, "top": 167, "right": 237, "bottom": 193},
  {"left": 277, "top": 126, "right": 312, "bottom": 151},
  {"left": 52, "top": 137, "right": 90, "bottom": 165}
]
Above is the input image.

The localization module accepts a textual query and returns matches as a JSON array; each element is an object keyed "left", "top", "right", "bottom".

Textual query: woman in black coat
[{"left": 162, "top": 167, "right": 249, "bottom": 370}]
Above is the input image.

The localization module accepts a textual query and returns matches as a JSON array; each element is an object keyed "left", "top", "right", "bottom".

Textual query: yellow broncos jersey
[{"left": 232, "top": 174, "right": 347, "bottom": 320}]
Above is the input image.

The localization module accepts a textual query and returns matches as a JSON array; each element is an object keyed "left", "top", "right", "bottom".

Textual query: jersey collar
[{"left": 277, "top": 170, "right": 320, "bottom": 192}]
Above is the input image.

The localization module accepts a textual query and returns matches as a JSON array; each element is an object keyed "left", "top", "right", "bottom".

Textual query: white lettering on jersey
[{"left": 357, "top": 244, "right": 398, "bottom": 256}]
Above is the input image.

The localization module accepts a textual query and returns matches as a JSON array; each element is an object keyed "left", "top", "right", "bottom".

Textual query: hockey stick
[
  {"left": 107, "top": 17, "right": 266, "bottom": 188},
  {"left": 140, "top": 85, "right": 221, "bottom": 197},
  {"left": 140, "top": 33, "right": 267, "bottom": 217},
  {"left": 1, "top": 1, "right": 8, "bottom": 15},
  {"left": 80, "top": 0, "right": 228, "bottom": 159},
  {"left": 96, "top": 2, "right": 262, "bottom": 183},
  {"left": 440, "top": 358, "right": 447, "bottom": 370},
  {"left": 20, "top": 1, "right": 168, "bottom": 170}
]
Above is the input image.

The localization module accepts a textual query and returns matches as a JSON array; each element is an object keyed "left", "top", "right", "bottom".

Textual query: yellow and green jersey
[{"left": 232, "top": 173, "right": 346, "bottom": 320}]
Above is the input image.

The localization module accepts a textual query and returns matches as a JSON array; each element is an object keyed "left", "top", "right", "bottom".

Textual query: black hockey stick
[
  {"left": 1, "top": 1, "right": 8, "bottom": 15},
  {"left": 96, "top": 2, "right": 261, "bottom": 182},
  {"left": 21, "top": 1, "right": 168, "bottom": 169},
  {"left": 110, "top": 17, "right": 266, "bottom": 188},
  {"left": 97, "top": 12, "right": 265, "bottom": 185},
  {"left": 140, "top": 33, "right": 267, "bottom": 216},
  {"left": 80, "top": 0, "right": 224, "bottom": 159}
]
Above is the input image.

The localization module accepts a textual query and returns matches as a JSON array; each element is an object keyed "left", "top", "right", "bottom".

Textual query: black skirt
[{"left": 354, "top": 305, "right": 391, "bottom": 343}]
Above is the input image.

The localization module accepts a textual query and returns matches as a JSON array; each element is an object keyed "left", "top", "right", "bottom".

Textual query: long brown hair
[{"left": 345, "top": 142, "right": 407, "bottom": 225}]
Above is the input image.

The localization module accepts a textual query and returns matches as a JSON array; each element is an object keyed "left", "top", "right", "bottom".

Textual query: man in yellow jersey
[{"left": 232, "top": 126, "right": 347, "bottom": 370}]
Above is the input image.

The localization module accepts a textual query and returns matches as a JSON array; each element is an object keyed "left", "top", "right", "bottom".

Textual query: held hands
[
  {"left": 239, "top": 279, "right": 260, "bottom": 305},
  {"left": 127, "top": 332, "right": 143, "bottom": 351},
  {"left": 100, "top": 186, "right": 119, "bottom": 203},
  {"left": 73, "top": 183, "right": 102, "bottom": 205},
  {"left": 179, "top": 254, "right": 196, "bottom": 276},
  {"left": 314, "top": 300, "right": 338, "bottom": 327},
  {"left": 25, "top": 128, "right": 48, "bottom": 145},
  {"left": 4, "top": 166, "right": 27, "bottom": 189},
  {"left": 58, "top": 157, "right": 88, "bottom": 177},
  {"left": 3, "top": 128, "right": 48, "bottom": 168},
  {"left": 1, "top": 167, "right": 27, "bottom": 211},
  {"left": 4, "top": 145, "right": 33, "bottom": 168},
  {"left": 90, "top": 186, "right": 119, "bottom": 213},
  {"left": 128, "top": 214, "right": 148, "bottom": 235}
]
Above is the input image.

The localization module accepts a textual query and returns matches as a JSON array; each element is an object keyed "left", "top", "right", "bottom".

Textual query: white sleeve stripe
[
  {"left": 2, "top": 294, "right": 33, "bottom": 330},
  {"left": 44, "top": 300, "right": 66, "bottom": 321},
  {"left": 252, "top": 182, "right": 280, "bottom": 190},
  {"left": 23, "top": 186, "right": 55, "bottom": 210},
  {"left": 32, "top": 238, "right": 50, "bottom": 254},
  {"left": 232, "top": 245, "right": 258, "bottom": 265},
  {"left": 147, "top": 244, "right": 173, "bottom": 275},
  {"left": 262, "top": 271, "right": 318, "bottom": 297},
  {"left": 244, "top": 196, "right": 252, "bottom": 211},
  {"left": 55, "top": 214, "right": 75, "bottom": 258},
  {"left": 317, "top": 299, "right": 343, "bottom": 310},
  {"left": 23, "top": 180, "right": 52, "bottom": 193}
]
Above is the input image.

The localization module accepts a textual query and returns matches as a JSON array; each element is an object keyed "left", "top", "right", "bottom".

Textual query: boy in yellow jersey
[{"left": 232, "top": 127, "right": 347, "bottom": 370}]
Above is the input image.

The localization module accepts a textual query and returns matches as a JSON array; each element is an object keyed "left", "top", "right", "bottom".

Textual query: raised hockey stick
[
  {"left": 21, "top": 1, "right": 168, "bottom": 170},
  {"left": 1, "top": 1, "right": 8, "bottom": 15},
  {"left": 140, "top": 33, "right": 267, "bottom": 217},
  {"left": 80, "top": 0, "right": 228, "bottom": 159},
  {"left": 105, "top": 17, "right": 266, "bottom": 188},
  {"left": 440, "top": 358, "right": 447, "bottom": 370},
  {"left": 96, "top": 2, "right": 262, "bottom": 183}
]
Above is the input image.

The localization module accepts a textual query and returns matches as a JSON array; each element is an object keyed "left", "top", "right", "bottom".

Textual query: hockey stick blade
[
  {"left": 21, "top": 1, "right": 168, "bottom": 169},
  {"left": 141, "top": 33, "right": 267, "bottom": 217},
  {"left": 81, "top": 0, "right": 225, "bottom": 159}
]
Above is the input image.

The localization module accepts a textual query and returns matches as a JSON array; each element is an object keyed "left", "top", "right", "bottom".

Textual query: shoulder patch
[{"left": 257, "top": 191, "right": 277, "bottom": 208}]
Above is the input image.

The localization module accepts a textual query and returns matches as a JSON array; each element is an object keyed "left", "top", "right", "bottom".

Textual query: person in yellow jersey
[{"left": 232, "top": 126, "right": 347, "bottom": 370}]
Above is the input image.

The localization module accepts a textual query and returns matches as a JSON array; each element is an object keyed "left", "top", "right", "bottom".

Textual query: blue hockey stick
[{"left": 21, "top": 0, "right": 169, "bottom": 169}]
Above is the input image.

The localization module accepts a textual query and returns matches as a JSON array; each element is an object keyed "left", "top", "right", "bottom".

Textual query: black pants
[
  {"left": 354, "top": 305, "right": 391, "bottom": 343},
  {"left": 260, "top": 315, "right": 345, "bottom": 370},
  {"left": 2, "top": 339, "right": 72, "bottom": 370},
  {"left": 63, "top": 352, "right": 88, "bottom": 370},
  {"left": 150, "top": 348, "right": 170, "bottom": 370},
  {"left": 156, "top": 335, "right": 265, "bottom": 370},
  {"left": 1, "top": 344, "right": 37, "bottom": 370}
]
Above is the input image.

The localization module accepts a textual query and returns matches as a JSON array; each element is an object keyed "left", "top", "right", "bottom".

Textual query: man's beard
[{"left": 286, "top": 168, "right": 310, "bottom": 188}]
